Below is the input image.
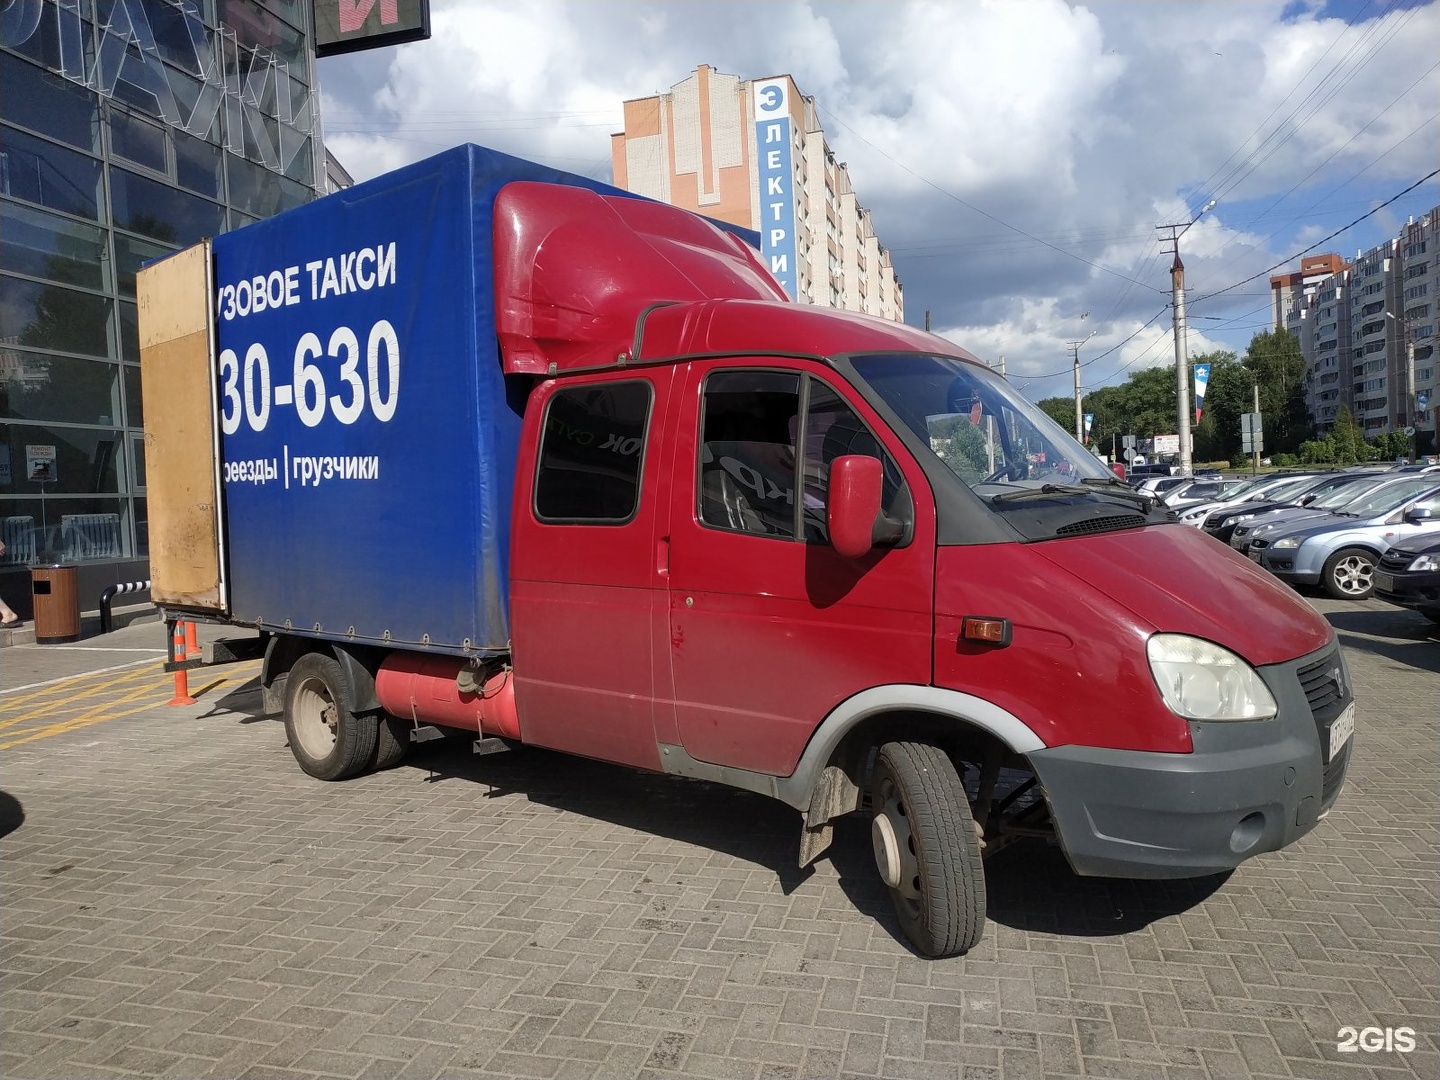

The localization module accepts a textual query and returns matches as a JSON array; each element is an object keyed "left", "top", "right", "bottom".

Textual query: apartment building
[
  {"left": 610, "top": 65, "right": 903, "bottom": 322},
  {"left": 1270, "top": 207, "right": 1438, "bottom": 450}
]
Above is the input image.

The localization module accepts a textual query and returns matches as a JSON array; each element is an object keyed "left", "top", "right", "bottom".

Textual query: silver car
[
  {"left": 1228, "top": 473, "right": 1408, "bottom": 551},
  {"left": 1248, "top": 481, "right": 1440, "bottom": 599}
]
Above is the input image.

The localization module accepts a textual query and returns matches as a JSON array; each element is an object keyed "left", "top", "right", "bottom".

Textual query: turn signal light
[{"left": 961, "top": 616, "right": 1012, "bottom": 647}]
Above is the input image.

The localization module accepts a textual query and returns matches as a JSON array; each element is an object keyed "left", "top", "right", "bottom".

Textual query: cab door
[
  {"left": 661, "top": 361, "right": 936, "bottom": 777},
  {"left": 509, "top": 369, "right": 675, "bottom": 771}
]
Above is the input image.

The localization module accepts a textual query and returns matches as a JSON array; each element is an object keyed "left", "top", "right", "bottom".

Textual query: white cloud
[{"left": 316, "top": 0, "right": 1440, "bottom": 400}]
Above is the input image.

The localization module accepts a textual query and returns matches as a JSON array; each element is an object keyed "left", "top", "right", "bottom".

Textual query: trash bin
[{"left": 31, "top": 565, "right": 81, "bottom": 644}]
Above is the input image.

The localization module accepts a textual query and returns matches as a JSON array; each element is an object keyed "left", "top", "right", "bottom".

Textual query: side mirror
[
  {"left": 1404, "top": 506, "right": 1435, "bottom": 524},
  {"left": 828, "top": 455, "right": 883, "bottom": 559}
]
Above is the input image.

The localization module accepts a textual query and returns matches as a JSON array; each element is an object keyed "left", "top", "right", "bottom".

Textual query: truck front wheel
[
  {"left": 870, "top": 741, "right": 986, "bottom": 958},
  {"left": 284, "top": 652, "right": 378, "bottom": 780}
]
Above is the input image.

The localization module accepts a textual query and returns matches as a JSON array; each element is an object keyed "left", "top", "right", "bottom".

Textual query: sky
[{"left": 314, "top": 0, "right": 1440, "bottom": 404}]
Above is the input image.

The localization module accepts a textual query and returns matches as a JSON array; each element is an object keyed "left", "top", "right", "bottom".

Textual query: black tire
[
  {"left": 870, "top": 742, "right": 985, "bottom": 958},
  {"left": 373, "top": 714, "right": 410, "bottom": 770},
  {"left": 283, "top": 652, "right": 378, "bottom": 781},
  {"left": 1321, "top": 547, "right": 1377, "bottom": 600}
]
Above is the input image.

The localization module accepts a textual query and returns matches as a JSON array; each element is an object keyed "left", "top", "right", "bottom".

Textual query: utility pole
[
  {"left": 1070, "top": 339, "right": 1084, "bottom": 443},
  {"left": 1158, "top": 200, "right": 1215, "bottom": 477}
]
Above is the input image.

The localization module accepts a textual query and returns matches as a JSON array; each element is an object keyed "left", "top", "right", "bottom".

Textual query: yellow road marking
[
  {"left": 0, "top": 663, "right": 167, "bottom": 728},
  {"left": 0, "top": 660, "right": 262, "bottom": 749}
]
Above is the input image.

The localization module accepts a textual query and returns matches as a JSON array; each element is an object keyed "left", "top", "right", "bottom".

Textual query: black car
[{"left": 1373, "top": 534, "right": 1440, "bottom": 624}]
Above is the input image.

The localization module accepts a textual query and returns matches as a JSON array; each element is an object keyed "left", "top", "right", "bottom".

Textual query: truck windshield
[{"left": 849, "top": 352, "right": 1116, "bottom": 492}]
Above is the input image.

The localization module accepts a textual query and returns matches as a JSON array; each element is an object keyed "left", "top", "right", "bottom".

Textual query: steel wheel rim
[
  {"left": 874, "top": 774, "right": 922, "bottom": 906},
  {"left": 292, "top": 677, "right": 339, "bottom": 757}
]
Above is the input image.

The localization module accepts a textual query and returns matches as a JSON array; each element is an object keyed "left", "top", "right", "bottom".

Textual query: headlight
[
  {"left": 1273, "top": 536, "right": 1302, "bottom": 549},
  {"left": 1410, "top": 554, "right": 1440, "bottom": 571},
  {"left": 1146, "top": 634, "right": 1278, "bottom": 721}
]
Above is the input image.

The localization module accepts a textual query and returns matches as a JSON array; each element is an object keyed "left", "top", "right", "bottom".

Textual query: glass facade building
[{"left": 1, "top": 0, "right": 325, "bottom": 609}]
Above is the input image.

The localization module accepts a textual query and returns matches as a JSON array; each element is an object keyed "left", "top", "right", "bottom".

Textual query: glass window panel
[
  {"left": 1, "top": 351, "right": 123, "bottom": 426},
  {"left": 225, "top": 150, "right": 284, "bottom": 217},
  {"left": 0, "top": 487, "right": 129, "bottom": 562},
  {"left": 220, "top": 6, "right": 308, "bottom": 67},
  {"left": 535, "top": 383, "right": 652, "bottom": 522},
  {"left": 147, "top": 3, "right": 210, "bottom": 75},
  {"left": 0, "top": 123, "right": 104, "bottom": 220},
  {"left": 110, "top": 166, "right": 224, "bottom": 245},
  {"left": 0, "top": 421, "right": 125, "bottom": 498},
  {"left": 109, "top": 107, "right": 168, "bottom": 173},
  {"left": 134, "top": 495, "right": 148, "bottom": 556},
  {"left": 282, "top": 135, "right": 313, "bottom": 186},
  {"left": 0, "top": 275, "right": 112, "bottom": 359},
  {"left": 115, "top": 231, "right": 179, "bottom": 298},
  {"left": 117, "top": 300, "right": 139, "bottom": 364},
  {"left": 3, "top": 1, "right": 65, "bottom": 72},
  {"left": 0, "top": 200, "right": 109, "bottom": 291},
  {"left": 167, "top": 65, "right": 223, "bottom": 144},
  {"left": 129, "top": 433, "right": 146, "bottom": 490},
  {"left": 175, "top": 128, "right": 223, "bottom": 198},
  {"left": 123, "top": 363, "right": 144, "bottom": 427},
  {"left": 698, "top": 371, "right": 800, "bottom": 538},
  {"left": 0, "top": 52, "right": 100, "bottom": 152}
]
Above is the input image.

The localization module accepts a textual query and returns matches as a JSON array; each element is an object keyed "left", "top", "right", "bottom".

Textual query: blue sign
[
  {"left": 1083, "top": 412, "right": 1094, "bottom": 441},
  {"left": 1193, "top": 362, "right": 1210, "bottom": 423},
  {"left": 753, "top": 78, "right": 798, "bottom": 299}
]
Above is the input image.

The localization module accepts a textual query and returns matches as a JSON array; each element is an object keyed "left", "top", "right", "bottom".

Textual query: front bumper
[
  {"left": 1029, "top": 643, "right": 1352, "bottom": 879},
  {"left": 1253, "top": 545, "right": 1319, "bottom": 584}
]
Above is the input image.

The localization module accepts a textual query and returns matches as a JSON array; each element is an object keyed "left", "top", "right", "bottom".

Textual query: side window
[
  {"left": 698, "top": 370, "right": 910, "bottom": 544},
  {"left": 699, "top": 371, "right": 800, "bottom": 538},
  {"left": 802, "top": 382, "right": 910, "bottom": 543},
  {"left": 535, "top": 381, "right": 651, "bottom": 523}
]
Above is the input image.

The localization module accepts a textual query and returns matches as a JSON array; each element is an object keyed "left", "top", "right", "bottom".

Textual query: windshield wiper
[
  {"left": 1078, "top": 476, "right": 1158, "bottom": 510},
  {"left": 990, "top": 482, "right": 1155, "bottom": 513}
]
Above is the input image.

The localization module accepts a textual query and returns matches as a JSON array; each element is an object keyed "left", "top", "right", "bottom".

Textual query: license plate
[
  {"left": 1373, "top": 571, "right": 1394, "bottom": 592},
  {"left": 1248, "top": 550, "right": 1262, "bottom": 563},
  {"left": 1329, "top": 702, "right": 1355, "bottom": 760}
]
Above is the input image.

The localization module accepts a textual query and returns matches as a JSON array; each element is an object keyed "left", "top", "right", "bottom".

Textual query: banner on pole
[
  {"left": 1193, "top": 363, "right": 1210, "bottom": 424},
  {"left": 1083, "top": 413, "right": 1094, "bottom": 442}
]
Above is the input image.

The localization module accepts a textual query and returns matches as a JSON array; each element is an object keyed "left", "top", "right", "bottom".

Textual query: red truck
[{"left": 138, "top": 145, "right": 1353, "bottom": 957}]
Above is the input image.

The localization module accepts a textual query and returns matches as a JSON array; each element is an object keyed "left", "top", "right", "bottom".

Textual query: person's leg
[{"left": 0, "top": 594, "right": 20, "bottom": 625}]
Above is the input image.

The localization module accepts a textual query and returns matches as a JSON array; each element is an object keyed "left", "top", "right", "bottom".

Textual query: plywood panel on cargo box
[{"left": 137, "top": 242, "right": 225, "bottom": 611}]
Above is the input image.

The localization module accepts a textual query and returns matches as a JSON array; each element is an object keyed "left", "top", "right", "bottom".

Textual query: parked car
[
  {"left": 1223, "top": 472, "right": 1395, "bottom": 548},
  {"left": 1132, "top": 474, "right": 1190, "bottom": 498},
  {"left": 1161, "top": 478, "right": 1248, "bottom": 512},
  {"left": 1373, "top": 535, "right": 1440, "bottom": 624},
  {"left": 1177, "top": 473, "right": 1332, "bottom": 529},
  {"left": 1247, "top": 482, "right": 1440, "bottom": 599}
]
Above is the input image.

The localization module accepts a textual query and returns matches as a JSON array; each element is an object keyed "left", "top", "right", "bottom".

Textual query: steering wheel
[{"left": 985, "top": 461, "right": 1027, "bottom": 483}]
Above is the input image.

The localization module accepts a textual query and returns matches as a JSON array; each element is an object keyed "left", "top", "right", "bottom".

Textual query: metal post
[
  {"left": 1253, "top": 381, "right": 1261, "bottom": 475},
  {"left": 1407, "top": 335, "right": 1417, "bottom": 463},
  {"left": 1172, "top": 254, "right": 1192, "bottom": 477}
]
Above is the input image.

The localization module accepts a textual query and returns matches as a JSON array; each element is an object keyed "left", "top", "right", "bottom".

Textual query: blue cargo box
[{"left": 212, "top": 145, "right": 635, "bottom": 655}]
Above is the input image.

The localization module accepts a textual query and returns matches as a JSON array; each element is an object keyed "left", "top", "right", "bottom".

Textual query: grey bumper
[{"left": 1029, "top": 643, "right": 1352, "bottom": 879}]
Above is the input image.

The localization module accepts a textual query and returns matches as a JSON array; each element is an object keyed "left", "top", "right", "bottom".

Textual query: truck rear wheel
[
  {"left": 870, "top": 741, "right": 985, "bottom": 958},
  {"left": 373, "top": 714, "right": 410, "bottom": 770},
  {"left": 284, "top": 652, "right": 378, "bottom": 781}
]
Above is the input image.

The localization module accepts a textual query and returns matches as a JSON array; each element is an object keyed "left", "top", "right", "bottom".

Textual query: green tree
[
  {"left": 1242, "top": 329, "right": 1311, "bottom": 454},
  {"left": 1328, "top": 405, "right": 1364, "bottom": 464}
]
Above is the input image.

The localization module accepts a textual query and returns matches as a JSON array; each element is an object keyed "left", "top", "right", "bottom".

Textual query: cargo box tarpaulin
[{"left": 211, "top": 146, "right": 634, "bottom": 655}]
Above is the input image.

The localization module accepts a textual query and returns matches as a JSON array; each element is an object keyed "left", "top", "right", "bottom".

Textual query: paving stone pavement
[{"left": 1, "top": 598, "right": 1436, "bottom": 1080}]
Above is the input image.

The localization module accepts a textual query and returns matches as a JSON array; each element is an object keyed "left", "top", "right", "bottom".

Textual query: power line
[{"left": 1192, "top": 167, "right": 1440, "bottom": 303}]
